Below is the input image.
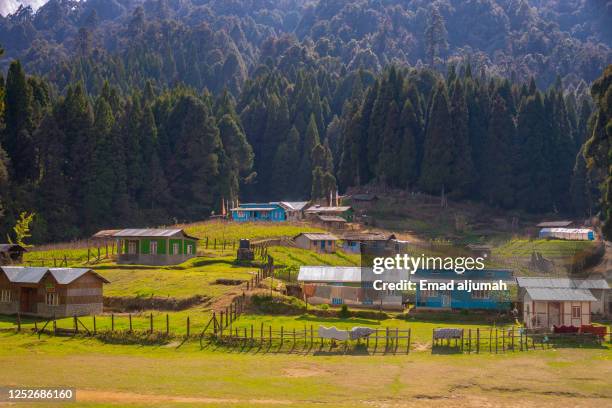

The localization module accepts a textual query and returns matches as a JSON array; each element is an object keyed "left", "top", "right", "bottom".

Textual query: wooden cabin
[
  {"left": 0, "top": 244, "right": 27, "bottom": 264},
  {"left": 0, "top": 266, "right": 108, "bottom": 317},
  {"left": 113, "top": 228, "right": 198, "bottom": 265},
  {"left": 304, "top": 205, "right": 354, "bottom": 221},
  {"left": 293, "top": 233, "right": 339, "bottom": 253},
  {"left": 517, "top": 277, "right": 610, "bottom": 329}
]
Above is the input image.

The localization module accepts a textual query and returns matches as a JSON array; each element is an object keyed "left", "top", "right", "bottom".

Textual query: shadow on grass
[{"left": 295, "top": 315, "right": 382, "bottom": 326}]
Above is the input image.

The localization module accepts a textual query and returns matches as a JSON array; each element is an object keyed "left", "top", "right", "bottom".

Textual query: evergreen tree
[
  {"left": 449, "top": 80, "right": 474, "bottom": 196},
  {"left": 424, "top": 6, "right": 448, "bottom": 66},
  {"left": 298, "top": 114, "right": 320, "bottom": 195},
  {"left": 419, "top": 82, "right": 453, "bottom": 193},
  {"left": 482, "top": 95, "right": 515, "bottom": 207}
]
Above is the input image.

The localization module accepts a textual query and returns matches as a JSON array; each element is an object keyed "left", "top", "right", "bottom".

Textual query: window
[
  {"left": 472, "top": 290, "right": 489, "bottom": 299},
  {"left": 0, "top": 289, "right": 11, "bottom": 303},
  {"left": 172, "top": 243, "right": 180, "bottom": 255},
  {"left": 332, "top": 298, "right": 343, "bottom": 305},
  {"left": 186, "top": 244, "right": 193, "bottom": 255},
  {"left": 128, "top": 241, "right": 137, "bottom": 254},
  {"left": 421, "top": 290, "right": 438, "bottom": 298},
  {"left": 572, "top": 305, "right": 581, "bottom": 319},
  {"left": 46, "top": 293, "right": 59, "bottom": 306},
  {"left": 150, "top": 241, "right": 158, "bottom": 255}
]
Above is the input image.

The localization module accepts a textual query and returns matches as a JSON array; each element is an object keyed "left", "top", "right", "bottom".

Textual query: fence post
[
  {"left": 502, "top": 328, "right": 505, "bottom": 352},
  {"left": 468, "top": 329, "right": 471, "bottom": 354},
  {"left": 407, "top": 328, "right": 411, "bottom": 354},
  {"left": 385, "top": 327, "right": 389, "bottom": 350},
  {"left": 280, "top": 326, "right": 284, "bottom": 347},
  {"left": 129, "top": 314, "right": 133, "bottom": 332},
  {"left": 260, "top": 322, "right": 264, "bottom": 345},
  {"left": 16, "top": 312, "right": 21, "bottom": 332},
  {"left": 495, "top": 328, "right": 498, "bottom": 354},
  {"left": 476, "top": 328, "right": 480, "bottom": 354},
  {"left": 93, "top": 315, "right": 97, "bottom": 335},
  {"left": 511, "top": 327, "right": 514, "bottom": 351},
  {"left": 269, "top": 325, "right": 272, "bottom": 345},
  {"left": 150, "top": 313, "right": 154, "bottom": 334},
  {"left": 73, "top": 315, "right": 78, "bottom": 334},
  {"left": 489, "top": 328, "right": 492, "bottom": 353},
  {"left": 166, "top": 314, "right": 169, "bottom": 335},
  {"left": 186, "top": 316, "right": 190, "bottom": 337},
  {"left": 111, "top": 313, "right": 114, "bottom": 332},
  {"left": 53, "top": 313, "right": 56, "bottom": 336},
  {"left": 310, "top": 325, "right": 314, "bottom": 346}
]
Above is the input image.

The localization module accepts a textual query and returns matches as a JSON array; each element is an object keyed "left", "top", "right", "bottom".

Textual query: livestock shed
[
  {"left": 0, "top": 244, "right": 27, "bottom": 264},
  {"left": 298, "top": 266, "right": 408, "bottom": 310},
  {"left": 516, "top": 277, "right": 610, "bottom": 329},
  {"left": 412, "top": 269, "right": 514, "bottom": 311},
  {"left": 113, "top": 228, "right": 198, "bottom": 265},
  {"left": 230, "top": 203, "right": 287, "bottom": 222},
  {"left": 293, "top": 233, "right": 339, "bottom": 253},
  {"left": 538, "top": 228, "right": 595, "bottom": 241},
  {"left": 304, "top": 205, "right": 354, "bottom": 221},
  {"left": 0, "top": 266, "right": 108, "bottom": 317},
  {"left": 342, "top": 232, "right": 397, "bottom": 254}
]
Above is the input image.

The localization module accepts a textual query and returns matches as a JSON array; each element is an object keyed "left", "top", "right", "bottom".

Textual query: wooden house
[
  {"left": 304, "top": 205, "right": 354, "bottom": 222},
  {"left": 0, "top": 266, "right": 108, "bottom": 317},
  {"left": 230, "top": 203, "right": 287, "bottom": 222},
  {"left": 0, "top": 244, "right": 27, "bottom": 264},
  {"left": 113, "top": 228, "right": 198, "bottom": 265},
  {"left": 316, "top": 215, "right": 347, "bottom": 229},
  {"left": 351, "top": 193, "right": 379, "bottom": 209},
  {"left": 341, "top": 232, "right": 396, "bottom": 253},
  {"left": 278, "top": 201, "right": 309, "bottom": 221},
  {"left": 293, "top": 233, "right": 339, "bottom": 253},
  {"left": 517, "top": 277, "right": 610, "bottom": 329},
  {"left": 412, "top": 269, "right": 514, "bottom": 311},
  {"left": 298, "top": 266, "right": 407, "bottom": 310}
]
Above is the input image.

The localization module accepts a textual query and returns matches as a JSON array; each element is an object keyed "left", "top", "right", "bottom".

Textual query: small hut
[{"left": 0, "top": 244, "right": 27, "bottom": 264}]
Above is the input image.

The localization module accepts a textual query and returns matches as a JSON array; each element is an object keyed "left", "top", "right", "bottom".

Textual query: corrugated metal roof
[
  {"left": 298, "top": 266, "right": 362, "bottom": 282},
  {"left": 92, "top": 229, "right": 121, "bottom": 239},
  {"left": 279, "top": 201, "right": 309, "bottom": 211},
  {"left": 516, "top": 277, "right": 609, "bottom": 290},
  {"left": 536, "top": 221, "right": 573, "bottom": 228},
  {"left": 231, "top": 207, "right": 275, "bottom": 211},
  {"left": 342, "top": 233, "right": 394, "bottom": 241},
  {"left": 1, "top": 266, "right": 48, "bottom": 283},
  {"left": 317, "top": 215, "right": 347, "bottom": 222},
  {"left": 0, "top": 266, "right": 109, "bottom": 284},
  {"left": 112, "top": 228, "right": 198, "bottom": 240},
  {"left": 295, "top": 233, "right": 339, "bottom": 241},
  {"left": 305, "top": 206, "right": 352, "bottom": 213},
  {"left": 525, "top": 287, "right": 597, "bottom": 302}
]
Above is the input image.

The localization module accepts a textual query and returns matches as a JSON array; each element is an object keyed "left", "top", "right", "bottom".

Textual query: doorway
[
  {"left": 20, "top": 287, "right": 36, "bottom": 313},
  {"left": 548, "top": 301, "right": 561, "bottom": 327}
]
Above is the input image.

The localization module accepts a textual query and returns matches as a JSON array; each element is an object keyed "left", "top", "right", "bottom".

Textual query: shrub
[{"left": 339, "top": 304, "right": 350, "bottom": 318}]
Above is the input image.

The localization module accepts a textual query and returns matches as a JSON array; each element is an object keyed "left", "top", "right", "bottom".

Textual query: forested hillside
[{"left": 0, "top": 0, "right": 611, "bottom": 243}]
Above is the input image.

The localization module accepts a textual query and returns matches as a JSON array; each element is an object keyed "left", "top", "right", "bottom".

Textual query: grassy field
[
  {"left": 181, "top": 220, "right": 325, "bottom": 243},
  {"left": 0, "top": 331, "right": 609, "bottom": 407}
]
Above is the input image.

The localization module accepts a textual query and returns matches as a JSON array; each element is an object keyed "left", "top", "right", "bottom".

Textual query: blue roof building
[{"left": 412, "top": 269, "right": 514, "bottom": 311}]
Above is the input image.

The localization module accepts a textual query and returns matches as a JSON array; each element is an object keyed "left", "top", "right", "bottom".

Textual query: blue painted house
[
  {"left": 412, "top": 269, "right": 514, "bottom": 311},
  {"left": 230, "top": 203, "right": 287, "bottom": 222}
]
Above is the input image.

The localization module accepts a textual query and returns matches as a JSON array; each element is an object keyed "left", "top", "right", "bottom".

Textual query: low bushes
[{"left": 96, "top": 330, "right": 174, "bottom": 345}]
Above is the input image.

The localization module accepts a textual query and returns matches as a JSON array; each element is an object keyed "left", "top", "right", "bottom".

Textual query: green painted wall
[
  {"left": 169, "top": 239, "right": 183, "bottom": 255},
  {"left": 141, "top": 239, "right": 151, "bottom": 254}
]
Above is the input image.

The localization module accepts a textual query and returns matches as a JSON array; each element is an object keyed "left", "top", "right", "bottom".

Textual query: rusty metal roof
[
  {"left": 536, "top": 220, "right": 573, "bottom": 228},
  {"left": 91, "top": 230, "right": 121, "bottom": 239},
  {"left": 341, "top": 232, "right": 394, "bottom": 241}
]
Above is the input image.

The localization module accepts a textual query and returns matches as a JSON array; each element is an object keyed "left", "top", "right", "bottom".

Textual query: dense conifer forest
[{"left": 0, "top": 0, "right": 610, "bottom": 242}]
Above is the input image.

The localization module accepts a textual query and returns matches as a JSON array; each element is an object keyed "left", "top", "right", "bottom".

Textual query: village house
[
  {"left": 304, "top": 205, "right": 354, "bottom": 222},
  {"left": 230, "top": 202, "right": 287, "bottom": 222},
  {"left": 278, "top": 201, "right": 309, "bottom": 221},
  {"left": 0, "top": 244, "right": 27, "bottom": 264},
  {"left": 113, "top": 228, "right": 198, "bottom": 265},
  {"left": 350, "top": 193, "right": 379, "bottom": 209},
  {"left": 316, "top": 215, "right": 347, "bottom": 229},
  {"left": 293, "top": 233, "right": 339, "bottom": 253},
  {"left": 341, "top": 232, "right": 397, "bottom": 254},
  {"left": 517, "top": 277, "right": 610, "bottom": 329},
  {"left": 412, "top": 269, "right": 514, "bottom": 311},
  {"left": 298, "top": 266, "right": 407, "bottom": 310},
  {"left": 0, "top": 266, "right": 108, "bottom": 318}
]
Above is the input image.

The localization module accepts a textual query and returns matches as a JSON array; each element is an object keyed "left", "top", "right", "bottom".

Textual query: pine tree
[
  {"left": 378, "top": 100, "right": 402, "bottom": 186},
  {"left": 299, "top": 114, "right": 320, "bottom": 195},
  {"left": 3, "top": 60, "right": 35, "bottom": 181},
  {"left": 449, "top": 80, "right": 474, "bottom": 196},
  {"left": 398, "top": 99, "right": 420, "bottom": 187},
  {"left": 419, "top": 81, "right": 453, "bottom": 193},
  {"left": 482, "top": 95, "right": 515, "bottom": 207},
  {"left": 424, "top": 6, "right": 448, "bottom": 66}
]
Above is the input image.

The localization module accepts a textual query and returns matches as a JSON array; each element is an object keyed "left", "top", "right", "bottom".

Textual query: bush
[
  {"left": 339, "top": 304, "right": 350, "bottom": 318},
  {"left": 96, "top": 330, "right": 173, "bottom": 345},
  {"left": 319, "top": 304, "right": 329, "bottom": 310}
]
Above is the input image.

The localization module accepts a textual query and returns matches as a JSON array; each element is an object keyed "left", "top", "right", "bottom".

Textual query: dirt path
[{"left": 77, "top": 390, "right": 292, "bottom": 405}]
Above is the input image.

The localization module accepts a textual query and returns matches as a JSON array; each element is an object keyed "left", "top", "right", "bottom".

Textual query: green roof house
[{"left": 113, "top": 229, "right": 198, "bottom": 265}]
